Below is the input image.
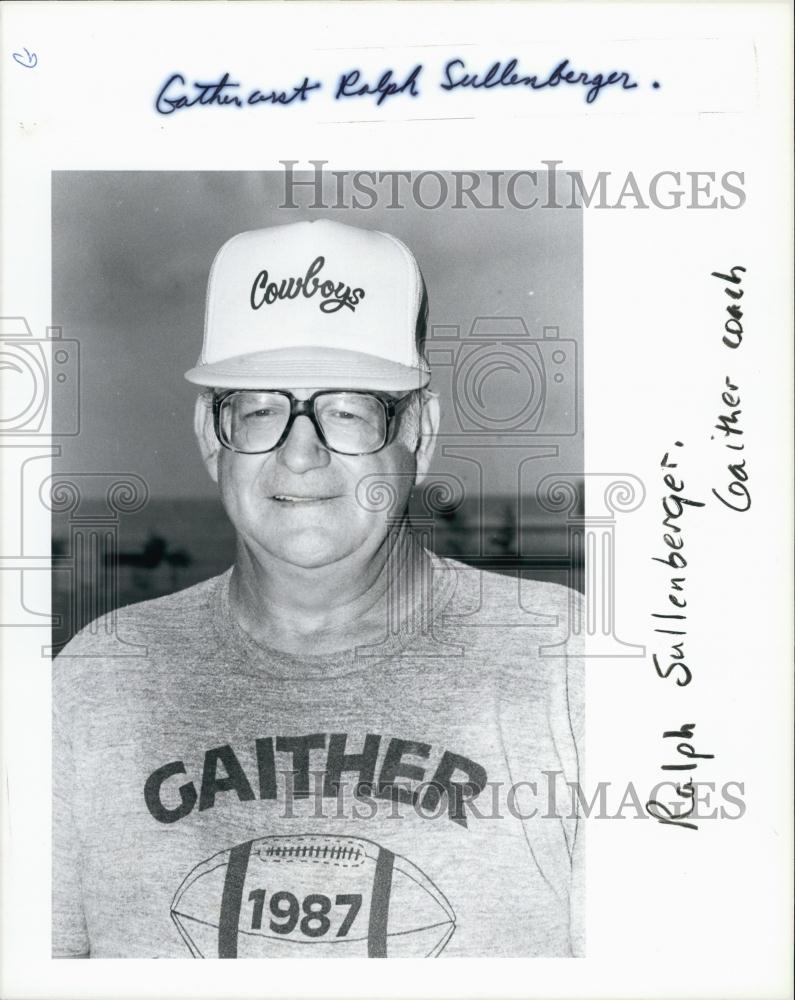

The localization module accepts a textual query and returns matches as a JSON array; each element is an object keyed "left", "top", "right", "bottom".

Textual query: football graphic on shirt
[{"left": 171, "top": 834, "right": 456, "bottom": 958}]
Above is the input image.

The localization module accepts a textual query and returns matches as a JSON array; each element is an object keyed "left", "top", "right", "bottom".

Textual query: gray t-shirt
[{"left": 53, "top": 552, "right": 583, "bottom": 958}]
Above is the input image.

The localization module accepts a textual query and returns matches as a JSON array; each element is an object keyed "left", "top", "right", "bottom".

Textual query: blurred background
[{"left": 51, "top": 171, "right": 583, "bottom": 649}]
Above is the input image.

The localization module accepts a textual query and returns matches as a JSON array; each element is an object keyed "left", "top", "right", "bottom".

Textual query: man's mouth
[{"left": 271, "top": 494, "right": 336, "bottom": 504}]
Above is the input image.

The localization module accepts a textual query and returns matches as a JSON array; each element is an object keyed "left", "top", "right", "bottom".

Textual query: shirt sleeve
[
  {"left": 566, "top": 635, "right": 585, "bottom": 957},
  {"left": 52, "top": 683, "right": 90, "bottom": 958},
  {"left": 496, "top": 580, "right": 586, "bottom": 957}
]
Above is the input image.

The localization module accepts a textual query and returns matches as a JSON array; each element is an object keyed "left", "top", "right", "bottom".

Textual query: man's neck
[{"left": 227, "top": 523, "right": 430, "bottom": 656}]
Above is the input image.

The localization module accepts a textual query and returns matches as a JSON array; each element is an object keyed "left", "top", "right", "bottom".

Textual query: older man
[{"left": 53, "top": 219, "right": 583, "bottom": 959}]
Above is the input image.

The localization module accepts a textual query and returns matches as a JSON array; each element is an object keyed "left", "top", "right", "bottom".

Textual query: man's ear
[
  {"left": 414, "top": 391, "right": 440, "bottom": 486},
  {"left": 194, "top": 395, "right": 220, "bottom": 484}
]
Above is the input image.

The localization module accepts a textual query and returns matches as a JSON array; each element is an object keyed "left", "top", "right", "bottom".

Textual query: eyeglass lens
[{"left": 219, "top": 391, "right": 388, "bottom": 454}]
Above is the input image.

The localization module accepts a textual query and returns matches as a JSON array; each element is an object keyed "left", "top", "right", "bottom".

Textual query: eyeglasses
[{"left": 213, "top": 389, "right": 415, "bottom": 456}]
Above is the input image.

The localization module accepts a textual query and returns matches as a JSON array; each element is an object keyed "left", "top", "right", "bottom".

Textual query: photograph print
[{"left": 51, "top": 169, "right": 584, "bottom": 958}]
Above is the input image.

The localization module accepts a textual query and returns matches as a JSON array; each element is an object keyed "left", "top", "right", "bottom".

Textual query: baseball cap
[{"left": 184, "top": 219, "right": 430, "bottom": 392}]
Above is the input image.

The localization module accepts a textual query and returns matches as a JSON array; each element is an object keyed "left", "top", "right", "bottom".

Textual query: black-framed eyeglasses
[{"left": 213, "top": 389, "right": 415, "bottom": 456}]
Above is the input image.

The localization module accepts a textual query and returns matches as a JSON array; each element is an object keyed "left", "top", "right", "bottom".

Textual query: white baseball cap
[{"left": 184, "top": 219, "right": 430, "bottom": 392}]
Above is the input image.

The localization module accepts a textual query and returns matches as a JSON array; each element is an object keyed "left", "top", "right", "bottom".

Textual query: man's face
[{"left": 197, "top": 388, "right": 438, "bottom": 571}]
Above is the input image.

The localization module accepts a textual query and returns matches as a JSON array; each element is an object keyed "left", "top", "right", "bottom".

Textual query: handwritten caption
[
  {"left": 645, "top": 264, "right": 748, "bottom": 831},
  {"left": 153, "top": 58, "right": 653, "bottom": 115}
]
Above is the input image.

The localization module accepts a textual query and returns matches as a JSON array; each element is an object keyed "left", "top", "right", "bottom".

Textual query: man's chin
[{"left": 261, "top": 529, "right": 357, "bottom": 570}]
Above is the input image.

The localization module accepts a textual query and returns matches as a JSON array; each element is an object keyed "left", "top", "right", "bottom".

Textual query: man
[{"left": 53, "top": 219, "right": 583, "bottom": 959}]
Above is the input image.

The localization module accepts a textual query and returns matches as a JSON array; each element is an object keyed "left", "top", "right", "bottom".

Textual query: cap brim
[{"left": 184, "top": 346, "right": 430, "bottom": 392}]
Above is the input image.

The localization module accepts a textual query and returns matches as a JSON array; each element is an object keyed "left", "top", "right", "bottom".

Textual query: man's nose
[{"left": 276, "top": 414, "right": 331, "bottom": 473}]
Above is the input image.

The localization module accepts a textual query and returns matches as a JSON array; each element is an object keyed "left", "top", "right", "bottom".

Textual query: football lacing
[{"left": 264, "top": 842, "right": 363, "bottom": 861}]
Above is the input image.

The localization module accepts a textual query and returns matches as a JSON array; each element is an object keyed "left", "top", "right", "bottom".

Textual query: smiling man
[{"left": 53, "top": 219, "right": 584, "bottom": 959}]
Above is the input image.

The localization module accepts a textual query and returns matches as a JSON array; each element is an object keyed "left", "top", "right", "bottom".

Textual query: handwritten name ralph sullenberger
[
  {"left": 154, "top": 58, "right": 649, "bottom": 115},
  {"left": 644, "top": 265, "right": 749, "bottom": 833}
]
